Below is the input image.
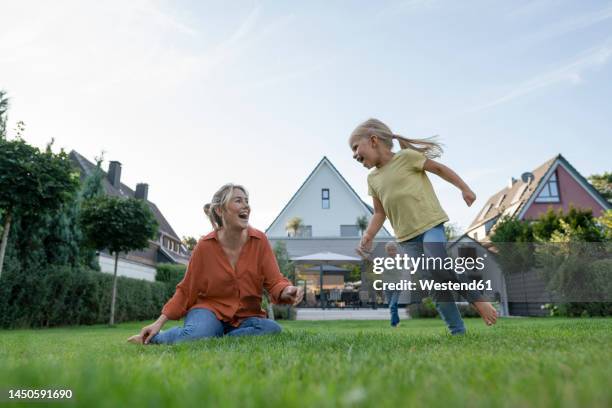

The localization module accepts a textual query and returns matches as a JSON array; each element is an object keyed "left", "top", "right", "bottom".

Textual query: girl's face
[
  {"left": 349, "top": 134, "right": 380, "bottom": 169},
  {"left": 218, "top": 188, "right": 250, "bottom": 231}
]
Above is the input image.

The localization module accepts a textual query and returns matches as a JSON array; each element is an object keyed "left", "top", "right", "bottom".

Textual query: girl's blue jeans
[
  {"left": 149, "top": 308, "right": 282, "bottom": 345},
  {"left": 399, "top": 224, "right": 484, "bottom": 335}
]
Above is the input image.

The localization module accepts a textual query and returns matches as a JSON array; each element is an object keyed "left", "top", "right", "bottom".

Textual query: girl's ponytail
[
  {"left": 351, "top": 118, "right": 443, "bottom": 159},
  {"left": 392, "top": 133, "right": 443, "bottom": 159}
]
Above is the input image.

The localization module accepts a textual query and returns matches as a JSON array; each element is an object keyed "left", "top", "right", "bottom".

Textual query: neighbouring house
[
  {"left": 465, "top": 154, "right": 611, "bottom": 316},
  {"left": 466, "top": 154, "right": 610, "bottom": 243},
  {"left": 266, "top": 156, "right": 394, "bottom": 307},
  {"left": 70, "top": 151, "right": 190, "bottom": 281}
]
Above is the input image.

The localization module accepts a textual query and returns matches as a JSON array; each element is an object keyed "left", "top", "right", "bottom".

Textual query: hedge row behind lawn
[{"left": 0, "top": 261, "right": 174, "bottom": 329}]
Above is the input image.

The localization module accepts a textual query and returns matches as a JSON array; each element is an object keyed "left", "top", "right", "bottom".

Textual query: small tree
[
  {"left": 0, "top": 137, "right": 79, "bottom": 278},
  {"left": 0, "top": 90, "right": 8, "bottom": 139},
  {"left": 598, "top": 209, "right": 612, "bottom": 241},
  {"left": 444, "top": 222, "right": 461, "bottom": 241},
  {"left": 273, "top": 241, "right": 295, "bottom": 282},
  {"left": 285, "top": 216, "right": 304, "bottom": 238},
  {"left": 356, "top": 215, "right": 368, "bottom": 236},
  {"left": 182, "top": 236, "right": 198, "bottom": 251},
  {"left": 588, "top": 172, "right": 612, "bottom": 202},
  {"left": 80, "top": 196, "right": 158, "bottom": 325}
]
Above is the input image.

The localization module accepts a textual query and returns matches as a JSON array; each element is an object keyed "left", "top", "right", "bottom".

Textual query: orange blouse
[{"left": 161, "top": 227, "right": 292, "bottom": 326}]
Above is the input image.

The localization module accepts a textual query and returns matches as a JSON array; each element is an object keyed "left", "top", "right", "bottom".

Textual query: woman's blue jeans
[
  {"left": 149, "top": 308, "right": 282, "bottom": 345},
  {"left": 399, "top": 224, "right": 484, "bottom": 335}
]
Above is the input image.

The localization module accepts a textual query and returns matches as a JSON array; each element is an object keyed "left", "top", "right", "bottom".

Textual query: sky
[{"left": 1, "top": 0, "right": 611, "bottom": 239}]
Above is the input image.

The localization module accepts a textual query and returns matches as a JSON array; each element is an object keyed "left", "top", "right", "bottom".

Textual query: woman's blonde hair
[
  {"left": 350, "top": 118, "right": 443, "bottom": 159},
  {"left": 203, "top": 183, "right": 249, "bottom": 230}
]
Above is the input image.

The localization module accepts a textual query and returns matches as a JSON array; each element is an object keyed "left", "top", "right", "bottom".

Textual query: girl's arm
[
  {"left": 359, "top": 196, "right": 386, "bottom": 257},
  {"left": 423, "top": 159, "right": 476, "bottom": 206}
]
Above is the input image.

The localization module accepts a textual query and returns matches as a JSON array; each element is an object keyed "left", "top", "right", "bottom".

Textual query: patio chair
[
  {"left": 328, "top": 289, "right": 342, "bottom": 308},
  {"left": 359, "top": 291, "right": 374, "bottom": 309}
]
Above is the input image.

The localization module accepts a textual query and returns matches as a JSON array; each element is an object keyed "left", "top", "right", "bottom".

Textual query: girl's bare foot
[
  {"left": 127, "top": 334, "right": 144, "bottom": 344},
  {"left": 473, "top": 301, "right": 498, "bottom": 326}
]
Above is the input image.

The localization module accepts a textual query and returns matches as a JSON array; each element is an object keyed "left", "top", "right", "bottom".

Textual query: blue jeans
[
  {"left": 399, "top": 224, "right": 484, "bottom": 335},
  {"left": 386, "top": 290, "right": 401, "bottom": 327},
  {"left": 149, "top": 308, "right": 282, "bottom": 345}
]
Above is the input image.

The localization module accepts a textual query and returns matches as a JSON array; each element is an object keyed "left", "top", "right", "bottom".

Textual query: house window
[
  {"left": 297, "top": 225, "right": 312, "bottom": 238},
  {"left": 340, "top": 225, "right": 360, "bottom": 237},
  {"left": 478, "top": 203, "right": 492, "bottom": 221},
  {"left": 495, "top": 193, "right": 506, "bottom": 208},
  {"left": 535, "top": 171, "right": 560, "bottom": 203},
  {"left": 511, "top": 183, "right": 529, "bottom": 203},
  {"left": 322, "top": 188, "right": 330, "bottom": 209}
]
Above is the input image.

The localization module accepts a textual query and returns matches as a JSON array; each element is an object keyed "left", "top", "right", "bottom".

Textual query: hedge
[
  {"left": 155, "top": 263, "right": 186, "bottom": 287},
  {"left": 406, "top": 297, "right": 482, "bottom": 319},
  {"left": 0, "top": 263, "right": 173, "bottom": 329}
]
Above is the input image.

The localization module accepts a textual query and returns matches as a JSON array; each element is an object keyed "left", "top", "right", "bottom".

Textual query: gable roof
[
  {"left": 265, "top": 156, "right": 390, "bottom": 235},
  {"left": 69, "top": 150, "right": 181, "bottom": 241},
  {"left": 467, "top": 154, "right": 611, "bottom": 231}
]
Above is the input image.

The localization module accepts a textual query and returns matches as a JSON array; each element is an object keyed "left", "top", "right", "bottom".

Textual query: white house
[
  {"left": 266, "top": 156, "right": 391, "bottom": 240},
  {"left": 266, "top": 157, "right": 394, "bottom": 307}
]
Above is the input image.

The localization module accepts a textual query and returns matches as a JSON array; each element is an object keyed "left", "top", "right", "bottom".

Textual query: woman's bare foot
[
  {"left": 127, "top": 334, "right": 144, "bottom": 344},
  {"left": 473, "top": 301, "right": 498, "bottom": 326}
]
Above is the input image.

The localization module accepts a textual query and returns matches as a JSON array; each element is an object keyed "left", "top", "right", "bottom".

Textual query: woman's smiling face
[{"left": 218, "top": 188, "right": 250, "bottom": 230}]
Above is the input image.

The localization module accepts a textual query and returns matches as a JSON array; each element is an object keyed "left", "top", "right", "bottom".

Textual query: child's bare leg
[{"left": 473, "top": 301, "right": 498, "bottom": 326}]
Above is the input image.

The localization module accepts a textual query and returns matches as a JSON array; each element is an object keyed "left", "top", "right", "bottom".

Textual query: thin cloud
[
  {"left": 518, "top": 5, "right": 612, "bottom": 45},
  {"left": 375, "top": 0, "right": 437, "bottom": 21},
  {"left": 466, "top": 40, "right": 612, "bottom": 113}
]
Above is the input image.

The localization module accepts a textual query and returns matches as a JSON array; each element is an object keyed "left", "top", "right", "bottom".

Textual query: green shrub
[
  {"left": 407, "top": 298, "right": 483, "bottom": 318},
  {"left": 407, "top": 297, "right": 438, "bottom": 318},
  {"left": 272, "top": 304, "right": 297, "bottom": 320},
  {"left": 0, "top": 264, "right": 172, "bottom": 328},
  {"left": 543, "top": 302, "right": 612, "bottom": 317},
  {"left": 155, "top": 263, "right": 186, "bottom": 287}
]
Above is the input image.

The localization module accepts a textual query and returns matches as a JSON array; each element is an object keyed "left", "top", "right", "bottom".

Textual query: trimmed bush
[
  {"left": 155, "top": 263, "right": 186, "bottom": 287},
  {"left": 0, "top": 264, "right": 172, "bottom": 328},
  {"left": 406, "top": 298, "right": 482, "bottom": 319},
  {"left": 272, "top": 304, "right": 297, "bottom": 320}
]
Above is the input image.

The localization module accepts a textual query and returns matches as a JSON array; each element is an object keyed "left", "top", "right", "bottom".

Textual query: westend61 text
[
  {"left": 372, "top": 279, "right": 493, "bottom": 292},
  {"left": 372, "top": 254, "right": 487, "bottom": 275}
]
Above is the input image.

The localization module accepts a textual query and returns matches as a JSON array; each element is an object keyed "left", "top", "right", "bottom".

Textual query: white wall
[{"left": 98, "top": 253, "right": 157, "bottom": 282}]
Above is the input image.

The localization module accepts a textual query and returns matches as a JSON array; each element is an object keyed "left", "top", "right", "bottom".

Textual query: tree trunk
[
  {"left": 0, "top": 211, "right": 12, "bottom": 279},
  {"left": 267, "top": 295, "right": 275, "bottom": 321},
  {"left": 109, "top": 251, "right": 119, "bottom": 326}
]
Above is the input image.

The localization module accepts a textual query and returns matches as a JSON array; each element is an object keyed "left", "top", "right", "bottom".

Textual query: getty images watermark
[{"left": 370, "top": 253, "right": 492, "bottom": 292}]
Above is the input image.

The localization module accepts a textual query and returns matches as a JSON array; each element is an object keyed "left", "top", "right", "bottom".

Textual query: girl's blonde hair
[
  {"left": 350, "top": 118, "right": 443, "bottom": 159},
  {"left": 203, "top": 183, "right": 249, "bottom": 230}
]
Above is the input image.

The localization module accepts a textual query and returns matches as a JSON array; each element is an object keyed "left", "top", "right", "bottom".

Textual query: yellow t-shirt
[{"left": 367, "top": 149, "right": 449, "bottom": 242}]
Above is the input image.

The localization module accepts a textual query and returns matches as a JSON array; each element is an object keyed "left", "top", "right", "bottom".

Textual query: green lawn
[{"left": 1, "top": 317, "right": 611, "bottom": 408}]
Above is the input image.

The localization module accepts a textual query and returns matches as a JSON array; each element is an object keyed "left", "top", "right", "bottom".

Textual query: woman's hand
[
  {"left": 139, "top": 321, "right": 162, "bottom": 344},
  {"left": 280, "top": 286, "right": 304, "bottom": 305},
  {"left": 462, "top": 189, "right": 476, "bottom": 207},
  {"left": 140, "top": 315, "right": 168, "bottom": 344}
]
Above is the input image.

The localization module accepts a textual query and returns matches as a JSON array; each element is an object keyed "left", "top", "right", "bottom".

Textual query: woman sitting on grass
[{"left": 128, "top": 183, "right": 303, "bottom": 345}]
